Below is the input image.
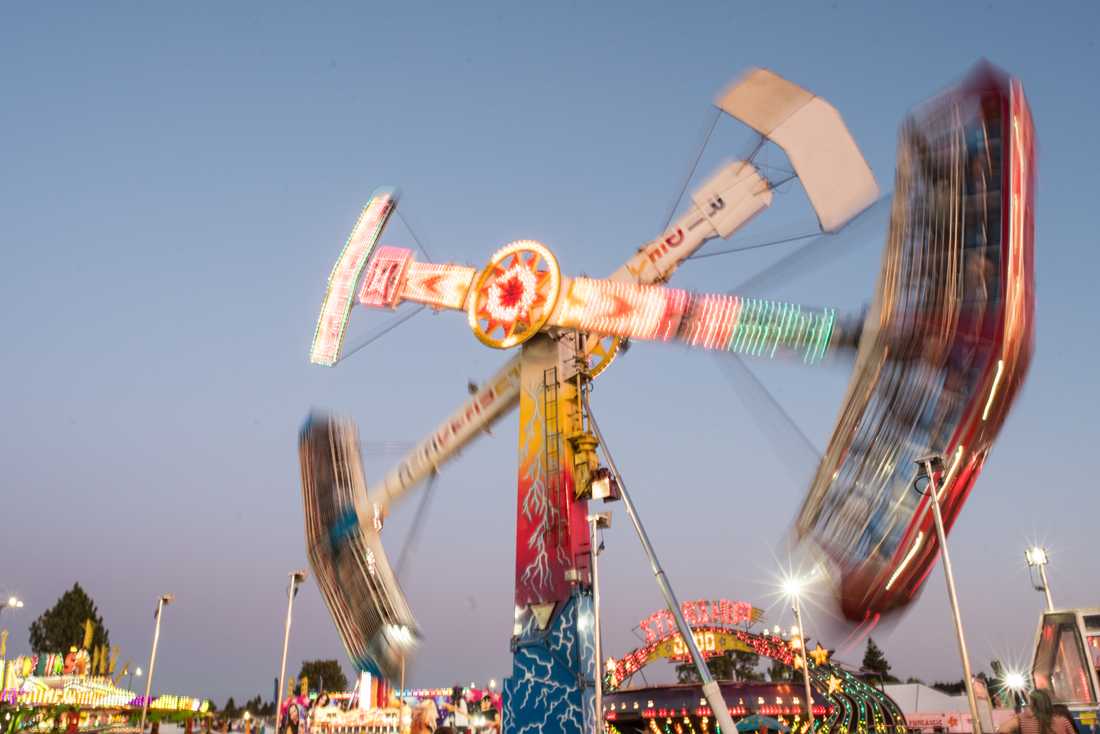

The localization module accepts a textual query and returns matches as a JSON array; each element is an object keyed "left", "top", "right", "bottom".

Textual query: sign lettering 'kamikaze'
[{"left": 639, "top": 599, "right": 762, "bottom": 644}]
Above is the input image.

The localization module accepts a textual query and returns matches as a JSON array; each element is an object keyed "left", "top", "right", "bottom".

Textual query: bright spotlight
[
  {"left": 783, "top": 577, "right": 804, "bottom": 597},
  {"left": 1004, "top": 671, "right": 1027, "bottom": 691},
  {"left": 1025, "top": 547, "right": 1048, "bottom": 567}
]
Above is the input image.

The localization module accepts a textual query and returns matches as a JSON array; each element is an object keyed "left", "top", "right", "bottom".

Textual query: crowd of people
[
  {"left": 410, "top": 686, "right": 499, "bottom": 734},
  {"left": 998, "top": 690, "right": 1081, "bottom": 734},
  {"left": 271, "top": 686, "right": 498, "bottom": 734}
]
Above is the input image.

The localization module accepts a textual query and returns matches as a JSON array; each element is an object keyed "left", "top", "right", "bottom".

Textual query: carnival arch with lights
[
  {"left": 298, "top": 62, "right": 1035, "bottom": 734},
  {"left": 602, "top": 601, "right": 907, "bottom": 734}
]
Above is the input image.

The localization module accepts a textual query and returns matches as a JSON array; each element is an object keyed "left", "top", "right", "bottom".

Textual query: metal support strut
[
  {"left": 585, "top": 393, "right": 737, "bottom": 734},
  {"left": 917, "top": 456, "right": 982, "bottom": 734}
]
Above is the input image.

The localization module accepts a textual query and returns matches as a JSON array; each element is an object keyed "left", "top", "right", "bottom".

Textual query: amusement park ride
[{"left": 299, "top": 61, "right": 1035, "bottom": 734}]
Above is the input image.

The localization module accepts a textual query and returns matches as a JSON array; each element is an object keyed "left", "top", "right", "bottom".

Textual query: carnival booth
[{"left": 0, "top": 648, "right": 211, "bottom": 734}]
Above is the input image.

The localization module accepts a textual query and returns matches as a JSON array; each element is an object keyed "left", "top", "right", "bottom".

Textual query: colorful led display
[
  {"left": 401, "top": 261, "right": 476, "bottom": 310},
  {"left": 554, "top": 278, "right": 837, "bottom": 363},
  {"left": 358, "top": 246, "right": 412, "bottom": 308},
  {"left": 310, "top": 189, "right": 397, "bottom": 366}
]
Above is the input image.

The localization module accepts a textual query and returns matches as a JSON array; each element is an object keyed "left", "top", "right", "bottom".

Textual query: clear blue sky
[{"left": 3, "top": 0, "right": 1098, "bottom": 704}]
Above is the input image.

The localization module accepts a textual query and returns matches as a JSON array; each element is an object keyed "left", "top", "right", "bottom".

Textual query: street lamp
[
  {"left": 783, "top": 575, "right": 816, "bottom": 733},
  {"left": 914, "top": 455, "right": 982, "bottom": 734},
  {"left": 0, "top": 596, "right": 24, "bottom": 620},
  {"left": 1025, "top": 546, "right": 1054, "bottom": 612},
  {"left": 275, "top": 570, "right": 308, "bottom": 734},
  {"left": 128, "top": 666, "right": 143, "bottom": 691},
  {"left": 1003, "top": 671, "right": 1028, "bottom": 709},
  {"left": 588, "top": 511, "right": 611, "bottom": 734},
  {"left": 140, "top": 594, "right": 174, "bottom": 733}
]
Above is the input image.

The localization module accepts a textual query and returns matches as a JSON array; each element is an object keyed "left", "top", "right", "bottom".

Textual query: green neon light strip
[{"left": 725, "top": 299, "right": 836, "bottom": 364}]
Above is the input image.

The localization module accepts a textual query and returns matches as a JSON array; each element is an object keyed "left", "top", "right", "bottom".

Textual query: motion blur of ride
[
  {"left": 796, "top": 61, "right": 1035, "bottom": 624},
  {"left": 299, "top": 60, "right": 1035, "bottom": 733},
  {"left": 299, "top": 415, "right": 419, "bottom": 682}
]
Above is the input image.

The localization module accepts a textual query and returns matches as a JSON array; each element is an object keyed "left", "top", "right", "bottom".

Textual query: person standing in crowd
[
  {"left": 442, "top": 687, "right": 469, "bottom": 733},
  {"left": 281, "top": 703, "right": 305, "bottom": 734},
  {"left": 1053, "top": 705, "right": 1081, "bottom": 734},
  {"left": 998, "top": 689, "right": 1076, "bottom": 734},
  {"left": 411, "top": 700, "right": 439, "bottom": 734},
  {"left": 476, "top": 692, "right": 499, "bottom": 732}
]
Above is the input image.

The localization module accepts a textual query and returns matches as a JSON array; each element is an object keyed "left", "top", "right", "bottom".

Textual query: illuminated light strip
[
  {"left": 401, "top": 261, "right": 477, "bottom": 310},
  {"left": 358, "top": 246, "right": 413, "bottom": 308},
  {"left": 722, "top": 300, "right": 835, "bottom": 364},
  {"left": 936, "top": 445, "right": 964, "bottom": 502},
  {"left": 884, "top": 532, "right": 924, "bottom": 590},
  {"left": 556, "top": 278, "right": 682, "bottom": 339},
  {"left": 310, "top": 189, "right": 397, "bottom": 365},
  {"left": 983, "top": 359, "right": 1005, "bottom": 422}
]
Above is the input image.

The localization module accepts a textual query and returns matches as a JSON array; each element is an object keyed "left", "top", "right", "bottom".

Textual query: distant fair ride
[{"left": 299, "top": 62, "right": 1035, "bottom": 734}]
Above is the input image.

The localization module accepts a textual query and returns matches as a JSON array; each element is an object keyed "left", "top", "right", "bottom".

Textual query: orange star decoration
[
  {"left": 809, "top": 644, "right": 831, "bottom": 667},
  {"left": 826, "top": 675, "right": 843, "bottom": 696},
  {"left": 793, "top": 654, "right": 805, "bottom": 670}
]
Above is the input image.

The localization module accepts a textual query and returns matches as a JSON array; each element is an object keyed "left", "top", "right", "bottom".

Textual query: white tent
[{"left": 884, "top": 683, "right": 973, "bottom": 714}]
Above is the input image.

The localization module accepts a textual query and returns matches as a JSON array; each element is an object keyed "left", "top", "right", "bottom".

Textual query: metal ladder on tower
[{"left": 542, "top": 366, "right": 565, "bottom": 546}]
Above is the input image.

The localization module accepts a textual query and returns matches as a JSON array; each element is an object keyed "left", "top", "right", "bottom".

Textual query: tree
[
  {"left": 769, "top": 658, "right": 794, "bottom": 682},
  {"left": 296, "top": 660, "right": 348, "bottom": 694},
  {"left": 931, "top": 680, "right": 967, "bottom": 695},
  {"left": 905, "top": 677, "right": 925, "bottom": 685},
  {"left": 733, "top": 651, "right": 763, "bottom": 681},
  {"left": 223, "top": 698, "right": 239, "bottom": 718},
  {"left": 674, "top": 650, "right": 761, "bottom": 683},
  {"left": 861, "top": 638, "right": 894, "bottom": 682},
  {"left": 28, "top": 583, "right": 110, "bottom": 653}
]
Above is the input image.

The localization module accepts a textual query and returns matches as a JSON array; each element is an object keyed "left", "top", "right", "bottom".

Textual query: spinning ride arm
[
  {"left": 301, "top": 67, "right": 882, "bottom": 686},
  {"left": 361, "top": 242, "right": 856, "bottom": 365},
  {"left": 355, "top": 156, "right": 778, "bottom": 511},
  {"left": 351, "top": 67, "right": 879, "bottom": 512}
]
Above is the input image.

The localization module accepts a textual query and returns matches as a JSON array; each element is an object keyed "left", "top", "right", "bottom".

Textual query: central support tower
[{"left": 505, "top": 333, "right": 596, "bottom": 733}]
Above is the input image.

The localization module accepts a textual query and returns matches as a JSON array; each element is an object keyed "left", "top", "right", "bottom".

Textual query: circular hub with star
[{"left": 467, "top": 240, "right": 562, "bottom": 349}]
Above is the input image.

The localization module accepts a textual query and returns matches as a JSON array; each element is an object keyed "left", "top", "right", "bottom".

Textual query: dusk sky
[{"left": 3, "top": 1, "right": 1099, "bottom": 705}]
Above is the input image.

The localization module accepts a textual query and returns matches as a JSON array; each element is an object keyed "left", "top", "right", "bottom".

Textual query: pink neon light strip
[{"left": 310, "top": 189, "right": 396, "bottom": 365}]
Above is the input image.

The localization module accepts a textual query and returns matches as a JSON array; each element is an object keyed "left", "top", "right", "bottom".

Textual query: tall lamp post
[
  {"left": 129, "top": 666, "right": 143, "bottom": 692},
  {"left": 275, "top": 570, "right": 308, "bottom": 734},
  {"left": 1025, "top": 547, "right": 1054, "bottom": 612},
  {"left": 588, "top": 511, "right": 611, "bottom": 734},
  {"left": 140, "top": 594, "right": 174, "bottom": 733},
  {"left": 784, "top": 578, "right": 816, "bottom": 733},
  {"left": 915, "top": 455, "right": 982, "bottom": 734}
]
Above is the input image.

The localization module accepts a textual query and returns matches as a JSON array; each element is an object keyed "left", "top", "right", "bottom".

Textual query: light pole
[
  {"left": 1025, "top": 547, "right": 1054, "bottom": 612},
  {"left": 588, "top": 511, "right": 611, "bottom": 734},
  {"left": 140, "top": 594, "right": 174, "bottom": 733},
  {"left": 916, "top": 455, "right": 982, "bottom": 734},
  {"left": 585, "top": 396, "right": 738, "bottom": 734},
  {"left": 784, "top": 578, "right": 816, "bottom": 733},
  {"left": 128, "top": 666, "right": 144, "bottom": 691},
  {"left": 275, "top": 570, "right": 307, "bottom": 734}
]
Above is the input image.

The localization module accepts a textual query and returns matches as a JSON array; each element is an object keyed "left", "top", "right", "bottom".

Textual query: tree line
[{"left": 18, "top": 584, "right": 1016, "bottom": 706}]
